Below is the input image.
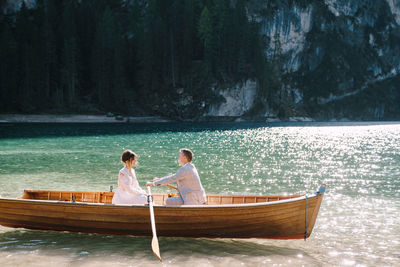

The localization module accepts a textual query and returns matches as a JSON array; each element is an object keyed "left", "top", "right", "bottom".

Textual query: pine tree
[
  {"left": 38, "top": 0, "right": 60, "bottom": 106},
  {"left": 112, "top": 31, "right": 129, "bottom": 111},
  {"left": 182, "top": 0, "right": 195, "bottom": 72},
  {"left": 125, "top": 0, "right": 145, "bottom": 105},
  {"left": 198, "top": 6, "right": 216, "bottom": 73},
  {"left": 180, "top": 0, "right": 203, "bottom": 90},
  {"left": 234, "top": 0, "right": 248, "bottom": 77},
  {"left": 139, "top": 0, "right": 166, "bottom": 102},
  {"left": 15, "top": 2, "right": 36, "bottom": 111},
  {"left": 211, "top": 0, "right": 230, "bottom": 76},
  {"left": 91, "top": 7, "right": 116, "bottom": 108},
  {"left": 198, "top": 6, "right": 213, "bottom": 52},
  {"left": 61, "top": 0, "right": 79, "bottom": 106},
  {"left": 0, "top": 18, "right": 18, "bottom": 111},
  {"left": 0, "top": 0, "right": 6, "bottom": 20}
]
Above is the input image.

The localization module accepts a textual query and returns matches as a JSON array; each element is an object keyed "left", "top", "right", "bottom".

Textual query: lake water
[{"left": 0, "top": 122, "right": 399, "bottom": 266}]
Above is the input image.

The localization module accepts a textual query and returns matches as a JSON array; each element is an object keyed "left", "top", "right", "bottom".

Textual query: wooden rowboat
[{"left": 0, "top": 185, "right": 326, "bottom": 239}]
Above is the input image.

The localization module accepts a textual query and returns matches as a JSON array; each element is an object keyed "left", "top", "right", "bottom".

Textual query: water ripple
[{"left": 0, "top": 122, "right": 400, "bottom": 266}]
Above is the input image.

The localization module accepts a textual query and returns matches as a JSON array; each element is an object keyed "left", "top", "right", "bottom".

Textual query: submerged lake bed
[{"left": 0, "top": 122, "right": 399, "bottom": 266}]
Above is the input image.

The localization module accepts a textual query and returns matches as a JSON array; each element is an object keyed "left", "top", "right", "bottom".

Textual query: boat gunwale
[{"left": 0, "top": 193, "right": 320, "bottom": 209}]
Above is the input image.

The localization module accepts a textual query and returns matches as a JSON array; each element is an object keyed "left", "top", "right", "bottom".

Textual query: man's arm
[{"left": 153, "top": 167, "right": 187, "bottom": 186}]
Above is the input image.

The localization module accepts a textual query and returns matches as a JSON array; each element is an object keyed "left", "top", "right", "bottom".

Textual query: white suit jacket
[{"left": 154, "top": 162, "right": 206, "bottom": 205}]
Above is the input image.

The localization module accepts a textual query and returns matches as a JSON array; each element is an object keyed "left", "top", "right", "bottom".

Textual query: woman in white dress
[{"left": 112, "top": 150, "right": 148, "bottom": 205}]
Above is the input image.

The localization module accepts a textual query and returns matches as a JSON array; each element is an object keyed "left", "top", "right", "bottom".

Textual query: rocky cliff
[{"left": 208, "top": 0, "right": 400, "bottom": 120}]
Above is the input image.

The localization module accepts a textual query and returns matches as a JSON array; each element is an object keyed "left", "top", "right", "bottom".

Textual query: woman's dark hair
[
  {"left": 121, "top": 150, "right": 137, "bottom": 163},
  {"left": 180, "top": 148, "right": 193, "bottom": 162}
]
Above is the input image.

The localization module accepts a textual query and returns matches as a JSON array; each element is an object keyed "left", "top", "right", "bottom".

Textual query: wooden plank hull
[{"left": 0, "top": 191, "right": 324, "bottom": 239}]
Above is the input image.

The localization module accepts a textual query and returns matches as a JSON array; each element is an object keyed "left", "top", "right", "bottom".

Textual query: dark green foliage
[
  {"left": 1, "top": 0, "right": 399, "bottom": 120},
  {"left": 0, "top": 16, "right": 18, "bottom": 111},
  {"left": 0, "top": 0, "right": 267, "bottom": 116}
]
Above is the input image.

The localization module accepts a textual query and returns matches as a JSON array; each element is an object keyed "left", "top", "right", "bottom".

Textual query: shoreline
[
  {"left": 0, "top": 114, "right": 173, "bottom": 123},
  {"left": 0, "top": 114, "right": 398, "bottom": 124}
]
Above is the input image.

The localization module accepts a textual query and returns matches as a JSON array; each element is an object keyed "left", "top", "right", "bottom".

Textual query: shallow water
[{"left": 0, "top": 122, "right": 399, "bottom": 266}]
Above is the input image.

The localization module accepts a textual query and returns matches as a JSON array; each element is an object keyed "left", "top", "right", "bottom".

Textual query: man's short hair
[{"left": 180, "top": 148, "right": 193, "bottom": 162}]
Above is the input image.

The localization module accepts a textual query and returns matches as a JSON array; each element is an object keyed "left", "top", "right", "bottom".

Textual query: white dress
[{"left": 112, "top": 166, "right": 147, "bottom": 205}]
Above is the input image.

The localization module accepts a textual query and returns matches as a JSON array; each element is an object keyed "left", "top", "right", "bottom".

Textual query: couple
[{"left": 111, "top": 148, "right": 206, "bottom": 205}]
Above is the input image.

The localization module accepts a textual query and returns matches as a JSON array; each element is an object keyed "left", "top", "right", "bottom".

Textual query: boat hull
[{"left": 0, "top": 192, "right": 324, "bottom": 239}]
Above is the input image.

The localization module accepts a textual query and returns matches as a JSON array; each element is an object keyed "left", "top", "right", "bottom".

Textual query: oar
[
  {"left": 147, "top": 186, "right": 162, "bottom": 262},
  {"left": 166, "top": 184, "right": 178, "bottom": 191}
]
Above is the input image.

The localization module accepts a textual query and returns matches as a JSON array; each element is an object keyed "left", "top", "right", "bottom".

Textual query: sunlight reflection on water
[{"left": 0, "top": 122, "right": 400, "bottom": 266}]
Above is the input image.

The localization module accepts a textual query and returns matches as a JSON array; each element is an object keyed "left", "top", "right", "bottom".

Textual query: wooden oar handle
[{"left": 166, "top": 184, "right": 178, "bottom": 191}]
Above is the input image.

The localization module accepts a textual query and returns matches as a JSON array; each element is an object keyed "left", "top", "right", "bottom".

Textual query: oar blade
[{"left": 151, "top": 236, "right": 162, "bottom": 262}]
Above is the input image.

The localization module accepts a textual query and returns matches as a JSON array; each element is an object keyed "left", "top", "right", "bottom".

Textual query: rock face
[
  {"left": 207, "top": 80, "right": 257, "bottom": 116},
  {"left": 259, "top": 3, "right": 313, "bottom": 72},
  {"left": 3, "top": 0, "right": 35, "bottom": 13},
  {"left": 210, "top": 0, "right": 400, "bottom": 120}
]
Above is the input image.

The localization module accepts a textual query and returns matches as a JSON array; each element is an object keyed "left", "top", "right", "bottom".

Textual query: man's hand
[
  {"left": 153, "top": 177, "right": 160, "bottom": 182},
  {"left": 146, "top": 181, "right": 154, "bottom": 187}
]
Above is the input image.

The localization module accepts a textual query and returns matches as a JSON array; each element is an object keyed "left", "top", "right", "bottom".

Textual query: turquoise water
[{"left": 0, "top": 122, "right": 399, "bottom": 266}]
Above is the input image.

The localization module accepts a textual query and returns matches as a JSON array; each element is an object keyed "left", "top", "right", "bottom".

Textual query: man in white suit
[{"left": 146, "top": 149, "right": 206, "bottom": 205}]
